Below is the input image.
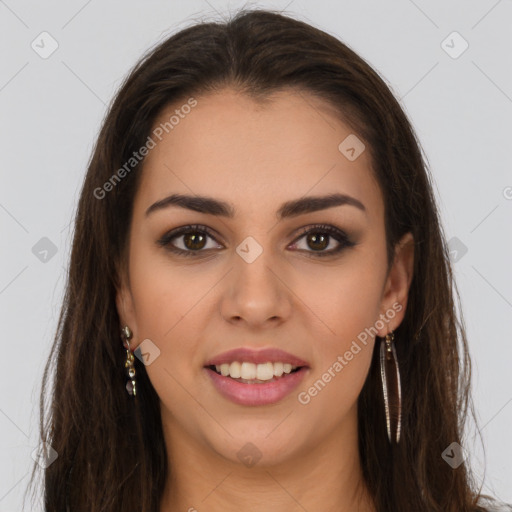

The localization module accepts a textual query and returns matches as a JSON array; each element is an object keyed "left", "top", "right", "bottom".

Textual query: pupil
[
  {"left": 184, "top": 233, "right": 206, "bottom": 250},
  {"left": 308, "top": 233, "right": 328, "bottom": 251}
]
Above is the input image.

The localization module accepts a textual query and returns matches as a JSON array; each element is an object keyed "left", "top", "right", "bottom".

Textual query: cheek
[
  {"left": 127, "top": 248, "right": 209, "bottom": 419},
  {"left": 292, "top": 251, "right": 384, "bottom": 412},
  {"left": 128, "top": 239, "right": 201, "bottom": 333},
  {"left": 294, "top": 268, "right": 380, "bottom": 417},
  {"left": 293, "top": 248, "right": 385, "bottom": 347},
  {"left": 127, "top": 244, "right": 208, "bottom": 385},
  {"left": 321, "top": 265, "right": 381, "bottom": 327},
  {"left": 296, "top": 345, "right": 373, "bottom": 428}
]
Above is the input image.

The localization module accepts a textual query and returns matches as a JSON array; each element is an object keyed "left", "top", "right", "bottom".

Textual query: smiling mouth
[{"left": 206, "top": 362, "right": 303, "bottom": 384}]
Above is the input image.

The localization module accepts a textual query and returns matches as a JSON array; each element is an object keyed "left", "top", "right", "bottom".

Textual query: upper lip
[{"left": 204, "top": 347, "right": 309, "bottom": 367}]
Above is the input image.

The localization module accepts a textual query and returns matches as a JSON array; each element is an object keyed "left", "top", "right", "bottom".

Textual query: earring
[
  {"left": 121, "top": 326, "right": 137, "bottom": 396},
  {"left": 380, "top": 331, "right": 402, "bottom": 443}
]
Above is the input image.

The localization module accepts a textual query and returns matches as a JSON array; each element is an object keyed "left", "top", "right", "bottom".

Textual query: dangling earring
[
  {"left": 121, "top": 326, "right": 137, "bottom": 396},
  {"left": 380, "top": 331, "right": 402, "bottom": 443}
]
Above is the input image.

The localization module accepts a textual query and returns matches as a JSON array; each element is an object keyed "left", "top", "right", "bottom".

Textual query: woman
[{"left": 26, "top": 8, "right": 510, "bottom": 512}]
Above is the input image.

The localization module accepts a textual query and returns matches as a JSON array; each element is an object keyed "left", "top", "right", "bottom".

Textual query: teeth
[
  {"left": 256, "top": 362, "right": 274, "bottom": 380},
  {"left": 214, "top": 361, "right": 299, "bottom": 380},
  {"left": 241, "top": 362, "right": 256, "bottom": 380},
  {"left": 220, "top": 363, "right": 231, "bottom": 377}
]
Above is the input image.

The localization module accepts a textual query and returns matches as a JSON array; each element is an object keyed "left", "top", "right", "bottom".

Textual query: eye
[
  {"left": 156, "top": 224, "right": 222, "bottom": 257},
  {"left": 156, "top": 223, "right": 355, "bottom": 258},
  {"left": 289, "top": 224, "right": 355, "bottom": 257}
]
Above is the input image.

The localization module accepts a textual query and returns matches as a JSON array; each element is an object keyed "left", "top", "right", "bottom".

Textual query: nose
[{"left": 220, "top": 247, "right": 293, "bottom": 328}]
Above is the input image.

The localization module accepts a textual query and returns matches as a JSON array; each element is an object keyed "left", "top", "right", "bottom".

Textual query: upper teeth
[{"left": 214, "top": 362, "right": 298, "bottom": 380}]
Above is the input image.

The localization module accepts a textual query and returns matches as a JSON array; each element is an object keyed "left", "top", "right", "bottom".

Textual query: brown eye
[
  {"left": 157, "top": 223, "right": 355, "bottom": 258},
  {"left": 290, "top": 224, "right": 355, "bottom": 257},
  {"left": 183, "top": 232, "right": 207, "bottom": 250},
  {"left": 156, "top": 225, "right": 222, "bottom": 257},
  {"left": 305, "top": 232, "right": 329, "bottom": 251}
]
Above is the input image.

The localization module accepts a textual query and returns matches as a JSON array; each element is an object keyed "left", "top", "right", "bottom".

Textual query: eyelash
[{"left": 156, "top": 223, "right": 355, "bottom": 258}]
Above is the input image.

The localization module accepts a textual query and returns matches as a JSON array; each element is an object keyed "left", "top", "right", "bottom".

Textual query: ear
[
  {"left": 115, "top": 270, "right": 140, "bottom": 350},
  {"left": 375, "top": 231, "right": 414, "bottom": 337}
]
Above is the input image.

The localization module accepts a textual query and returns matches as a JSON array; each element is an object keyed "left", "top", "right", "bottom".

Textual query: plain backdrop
[{"left": 0, "top": 0, "right": 511, "bottom": 510}]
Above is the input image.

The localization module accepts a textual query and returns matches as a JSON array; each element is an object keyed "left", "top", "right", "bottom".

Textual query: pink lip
[
  {"left": 204, "top": 347, "right": 309, "bottom": 367},
  {"left": 204, "top": 366, "right": 309, "bottom": 406}
]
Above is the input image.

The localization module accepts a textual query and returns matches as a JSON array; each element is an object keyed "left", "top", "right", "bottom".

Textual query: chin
[{"left": 204, "top": 420, "right": 306, "bottom": 468}]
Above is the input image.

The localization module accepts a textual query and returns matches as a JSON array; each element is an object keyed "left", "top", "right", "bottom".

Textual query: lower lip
[{"left": 204, "top": 367, "right": 309, "bottom": 406}]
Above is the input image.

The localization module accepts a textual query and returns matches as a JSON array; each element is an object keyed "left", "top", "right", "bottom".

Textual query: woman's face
[{"left": 117, "top": 87, "right": 413, "bottom": 468}]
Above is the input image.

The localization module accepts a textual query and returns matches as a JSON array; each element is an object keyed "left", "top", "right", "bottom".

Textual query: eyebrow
[{"left": 145, "top": 192, "right": 366, "bottom": 219}]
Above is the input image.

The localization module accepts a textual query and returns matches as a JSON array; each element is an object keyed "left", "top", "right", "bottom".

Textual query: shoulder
[{"left": 478, "top": 499, "right": 512, "bottom": 512}]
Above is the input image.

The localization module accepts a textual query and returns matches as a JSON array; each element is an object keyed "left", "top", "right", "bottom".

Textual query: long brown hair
[{"left": 25, "top": 8, "right": 502, "bottom": 512}]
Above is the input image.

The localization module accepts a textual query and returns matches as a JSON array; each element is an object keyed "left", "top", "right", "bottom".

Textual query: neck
[{"left": 159, "top": 406, "right": 376, "bottom": 512}]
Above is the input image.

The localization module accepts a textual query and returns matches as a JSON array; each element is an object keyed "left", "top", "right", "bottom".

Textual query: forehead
[{"left": 134, "top": 88, "right": 382, "bottom": 219}]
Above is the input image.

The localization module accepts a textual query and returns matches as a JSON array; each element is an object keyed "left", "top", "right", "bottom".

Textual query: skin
[{"left": 116, "top": 87, "right": 414, "bottom": 512}]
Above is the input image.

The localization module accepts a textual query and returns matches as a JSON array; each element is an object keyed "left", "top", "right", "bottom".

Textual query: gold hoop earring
[
  {"left": 121, "top": 326, "right": 137, "bottom": 396},
  {"left": 380, "top": 331, "right": 402, "bottom": 443}
]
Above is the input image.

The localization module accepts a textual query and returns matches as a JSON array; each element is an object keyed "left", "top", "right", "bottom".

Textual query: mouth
[
  {"left": 203, "top": 352, "right": 310, "bottom": 406},
  {"left": 203, "top": 347, "right": 310, "bottom": 405},
  {"left": 205, "top": 361, "right": 304, "bottom": 384}
]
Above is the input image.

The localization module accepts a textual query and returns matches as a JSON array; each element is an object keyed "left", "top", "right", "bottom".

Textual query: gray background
[{"left": 1, "top": 0, "right": 511, "bottom": 510}]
